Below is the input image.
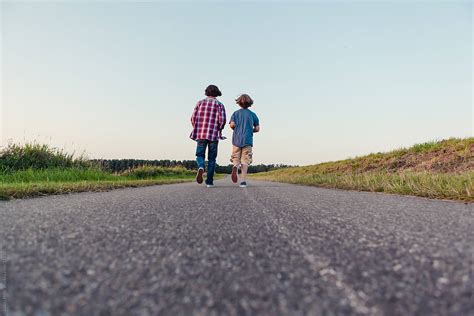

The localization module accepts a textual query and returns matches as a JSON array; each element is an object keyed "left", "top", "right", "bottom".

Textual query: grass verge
[
  {"left": 0, "top": 168, "right": 228, "bottom": 200},
  {"left": 0, "top": 167, "right": 116, "bottom": 183},
  {"left": 253, "top": 171, "right": 473, "bottom": 202},
  {"left": 0, "top": 166, "right": 196, "bottom": 200},
  {"left": 0, "top": 178, "right": 193, "bottom": 200}
]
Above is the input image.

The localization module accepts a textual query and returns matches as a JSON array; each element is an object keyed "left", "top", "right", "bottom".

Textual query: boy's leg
[
  {"left": 230, "top": 146, "right": 242, "bottom": 183},
  {"left": 196, "top": 140, "right": 207, "bottom": 168},
  {"left": 206, "top": 141, "right": 219, "bottom": 185},
  {"left": 195, "top": 140, "right": 207, "bottom": 183},
  {"left": 240, "top": 164, "right": 249, "bottom": 181},
  {"left": 240, "top": 146, "right": 253, "bottom": 185}
]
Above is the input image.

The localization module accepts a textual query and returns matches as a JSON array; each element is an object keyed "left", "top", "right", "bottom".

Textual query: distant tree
[{"left": 89, "top": 158, "right": 291, "bottom": 174}]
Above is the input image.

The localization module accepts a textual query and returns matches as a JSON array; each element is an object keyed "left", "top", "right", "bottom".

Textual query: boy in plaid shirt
[{"left": 190, "top": 85, "right": 226, "bottom": 187}]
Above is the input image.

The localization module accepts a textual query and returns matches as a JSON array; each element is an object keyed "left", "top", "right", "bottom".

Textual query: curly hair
[{"left": 235, "top": 94, "right": 254, "bottom": 108}]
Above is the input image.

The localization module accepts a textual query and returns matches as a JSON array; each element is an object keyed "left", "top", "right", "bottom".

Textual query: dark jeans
[{"left": 196, "top": 140, "right": 218, "bottom": 185}]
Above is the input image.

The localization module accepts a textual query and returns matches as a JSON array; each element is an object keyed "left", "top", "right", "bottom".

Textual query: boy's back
[
  {"left": 231, "top": 108, "right": 259, "bottom": 148},
  {"left": 229, "top": 94, "right": 260, "bottom": 187}
]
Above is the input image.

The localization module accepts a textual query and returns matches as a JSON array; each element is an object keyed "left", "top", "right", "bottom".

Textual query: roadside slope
[{"left": 253, "top": 138, "right": 473, "bottom": 201}]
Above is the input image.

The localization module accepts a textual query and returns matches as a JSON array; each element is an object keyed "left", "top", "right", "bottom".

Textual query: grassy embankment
[
  {"left": 0, "top": 144, "right": 196, "bottom": 200},
  {"left": 252, "top": 138, "right": 474, "bottom": 202}
]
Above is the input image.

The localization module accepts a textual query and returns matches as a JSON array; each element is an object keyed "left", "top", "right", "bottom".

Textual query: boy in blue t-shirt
[{"left": 229, "top": 94, "right": 260, "bottom": 187}]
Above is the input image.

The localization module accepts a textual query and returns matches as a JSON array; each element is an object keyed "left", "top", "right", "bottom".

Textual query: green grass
[
  {"left": 0, "top": 168, "right": 116, "bottom": 183},
  {"left": 121, "top": 165, "right": 194, "bottom": 179},
  {"left": 0, "top": 166, "right": 195, "bottom": 183},
  {"left": 252, "top": 138, "right": 474, "bottom": 202},
  {"left": 0, "top": 178, "right": 193, "bottom": 200},
  {"left": 0, "top": 142, "right": 90, "bottom": 171},
  {"left": 0, "top": 143, "right": 203, "bottom": 200},
  {"left": 0, "top": 166, "right": 196, "bottom": 200}
]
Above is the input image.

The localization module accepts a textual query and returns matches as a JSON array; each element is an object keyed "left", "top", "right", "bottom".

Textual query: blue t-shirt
[{"left": 230, "top": 109, "right": 260, "bottom": 147}]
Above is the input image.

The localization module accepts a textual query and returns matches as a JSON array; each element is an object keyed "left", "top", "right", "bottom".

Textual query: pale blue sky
[{"left": 2, "top": 1, "right": 472, "bottom": 165}]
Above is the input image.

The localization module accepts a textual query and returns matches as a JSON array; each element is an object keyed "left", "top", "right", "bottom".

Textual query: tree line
[{"left": 91, "top": 159, "right": 292, "bottom": 174}]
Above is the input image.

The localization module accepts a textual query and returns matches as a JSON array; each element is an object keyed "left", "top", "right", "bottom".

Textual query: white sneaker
[{"left": 206, "top": 184, "right": 215, "bottom": 188}]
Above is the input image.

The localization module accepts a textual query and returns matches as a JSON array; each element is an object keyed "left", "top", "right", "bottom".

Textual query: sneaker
[
  {"left": 239, "top": 181, "right": 247, "bottom": 188},
  {"left": 231, "top": 165, "right": 238, "bottom": 183},
  {"left": 196, "top": 168, "right": 204, "bottom": 184},
  {"left": 206, "top": 184, "right": 214, "bottom": 188}
]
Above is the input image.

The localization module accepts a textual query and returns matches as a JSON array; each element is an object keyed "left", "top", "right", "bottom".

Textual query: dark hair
[
  {"left": 235, "top": 94, "right": 253, "bottom": 108},
  {"left": 205, "top": 85, "right": 222, "bottom": 97}
]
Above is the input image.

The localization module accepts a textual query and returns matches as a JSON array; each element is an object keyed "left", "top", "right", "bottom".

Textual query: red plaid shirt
[{"left": 190, "top": 97, "right": 227, "bottom": 141}]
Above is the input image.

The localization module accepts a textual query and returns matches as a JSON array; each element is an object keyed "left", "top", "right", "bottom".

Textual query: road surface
[{"left": 0, "top": 178, "right": 472, "bottom": 315}]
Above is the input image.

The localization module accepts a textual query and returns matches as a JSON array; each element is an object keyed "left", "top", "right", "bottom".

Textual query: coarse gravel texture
[{"left": 0, "top": 177, "right": 472, "bottom": 316}]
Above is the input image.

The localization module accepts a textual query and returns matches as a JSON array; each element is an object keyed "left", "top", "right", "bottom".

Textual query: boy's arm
[
  {"left": 253, "top": 113, "right": 260, "bottom": 133},
  {"left": 190, "top": 102, "right": 200, "bottom": 126},
  {"left": 229, "top": 112, "right": 235, "bottom": 129},
  {"left": 218, "top": 104, "right": 226, "bottom": 130}
]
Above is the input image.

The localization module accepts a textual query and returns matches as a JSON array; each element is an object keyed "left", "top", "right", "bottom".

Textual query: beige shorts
[{"left": 231, "top": 145, "right": 253, "bottom": 166}]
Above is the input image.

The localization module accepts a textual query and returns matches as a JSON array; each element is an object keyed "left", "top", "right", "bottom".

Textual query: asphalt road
[{"left": 0, "top": 177, "right": 472, "bottom": 316}]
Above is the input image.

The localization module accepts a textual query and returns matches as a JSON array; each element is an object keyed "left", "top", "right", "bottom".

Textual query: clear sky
[{"left": 1, "top": 1, "right": 472, "bottom": 165}]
